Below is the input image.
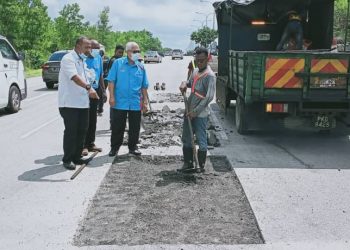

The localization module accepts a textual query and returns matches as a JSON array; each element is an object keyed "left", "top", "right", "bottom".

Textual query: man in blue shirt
[
  {"left": 82, "top": 39, "right": 105, "bottom": 155},
  {"left": 107, "top": 41, "right": 149, "bottom": 157}
]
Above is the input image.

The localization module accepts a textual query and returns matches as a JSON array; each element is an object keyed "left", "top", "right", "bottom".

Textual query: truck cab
[{"left": 0, "top": 35, "right": 27, "bottom": 113}]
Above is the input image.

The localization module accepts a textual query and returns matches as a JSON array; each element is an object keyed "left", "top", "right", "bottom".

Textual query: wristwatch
[{"left": 85, "top": 84, "right": 91, "bottom": 90}]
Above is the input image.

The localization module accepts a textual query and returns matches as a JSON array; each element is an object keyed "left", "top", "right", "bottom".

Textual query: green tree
[
  {"left": 0, "top": 0, "right": 52, "bottom": 68},
  {"left": 97, "top": 7, "right": 112, "bottom": 46},
  {"left": 191, "top": 27, "right": 218, "bottom": 47},
  {"left": 334, "top": 0, "right": 349, "bottom": 38},
  {"left": 107, "top": 29, "right": 162, "bottom": 55},
  {"left": 0, "top": 0, "right": 22, "bottom": 42},
  {"left": 0, "top": 1, "right": 165, "bottom": 68},
  {"left": 55, "top": 3, "right": 85, "bottom": 49}
]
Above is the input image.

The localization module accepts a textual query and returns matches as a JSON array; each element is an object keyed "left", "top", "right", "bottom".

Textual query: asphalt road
[
  {"left": 0, "top": 56, "right": 192, "bottom": 249},
  {"left": 1, "top": 55, "right": 350, "bottom": 249}
]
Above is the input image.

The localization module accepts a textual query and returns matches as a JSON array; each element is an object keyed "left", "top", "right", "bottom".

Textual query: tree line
[
  {"left": 334, "top": 0, "right": 350, "bottom": 39},
  {"left": 0, "top": 0, "right": 163, "bottom": 68}
]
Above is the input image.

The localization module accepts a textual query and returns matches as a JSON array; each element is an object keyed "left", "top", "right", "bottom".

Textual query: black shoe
[
  {"left": 198, "top": 150, "right": 207, "bottom": 173},
  {"left": 109, "top": 148, "right": 118, "bottom": 157},
  {"left": 177, "top": 147, "right": 194, "bottom": 172},
  {"left": 63, "top": 162, "right": 76, "bottom": 170},
  {"left": 73, "top": 158, "right": 89, "bottom": 165},
  {"left": 177, "top": 162, "right": 195, "bottom": 173},
  {"left": 129, "top": 149, "right": 141, "bottom": 156}
]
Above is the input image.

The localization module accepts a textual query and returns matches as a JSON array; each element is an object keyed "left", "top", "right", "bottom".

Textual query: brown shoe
[
  {"left": 82, "top": 148, "right": 89, "bottom": 156},
  {"left": 88, "top": 144, "right": 102, "bottom": 152}
]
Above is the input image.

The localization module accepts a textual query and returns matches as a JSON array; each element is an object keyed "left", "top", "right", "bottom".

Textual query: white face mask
[
  {"left": 91, "top": 49, "right": 100, "bottom": 58},
  {"left": 131, "top": 53, "right": 141, "bottom": 63}
]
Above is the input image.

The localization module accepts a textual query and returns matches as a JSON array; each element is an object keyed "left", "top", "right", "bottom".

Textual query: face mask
[
  {"left": 91, "top": 49, "right": 100, "bottom": 58},
  {"left": 132, "top": 53, "right": 140, "bottom": 63},
  {"left": 80, "top": 53, "right": 88, "bottom": 61}
]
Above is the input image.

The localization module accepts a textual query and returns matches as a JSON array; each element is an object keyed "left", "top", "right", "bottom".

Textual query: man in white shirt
[{"left": 58, "top": 36, "right": 99, "bottom": 170}]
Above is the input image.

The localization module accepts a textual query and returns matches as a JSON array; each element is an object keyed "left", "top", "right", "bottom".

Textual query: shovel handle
[
  {"left": 182, "top": 92, "right": 200, "bottom": 169},
  {"left": 70, "top": 151, "right": 99, "bottom": 180}
]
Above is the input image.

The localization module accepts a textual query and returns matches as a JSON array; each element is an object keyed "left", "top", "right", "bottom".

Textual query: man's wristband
[{"left": 85, "top": 84, "right": 91, "bottom": 90}]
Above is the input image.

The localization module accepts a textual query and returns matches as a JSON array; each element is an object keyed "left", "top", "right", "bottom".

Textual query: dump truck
[{"left": 214, "top": 0, "right": 350, "bottom": 134}]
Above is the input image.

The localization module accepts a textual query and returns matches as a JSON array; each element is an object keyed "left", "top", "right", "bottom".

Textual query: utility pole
[{"left": 195, "top": 12, "right": 214, "bottom": 28}]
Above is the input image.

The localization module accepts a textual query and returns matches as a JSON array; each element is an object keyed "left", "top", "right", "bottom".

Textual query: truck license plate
[{"left": 314, "top": 115, "right": 334, "bottom": 128}]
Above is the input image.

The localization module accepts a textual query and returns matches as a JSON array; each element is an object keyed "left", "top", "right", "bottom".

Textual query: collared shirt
[
  {"left": 85, "top": 55, "right": 103, "bottom": 89},
  {"left": 58, "top": 50, "right": 89, "bottom": 108},
  {"left": 106, "top": 57, "right": 149, "bottom": 111}
]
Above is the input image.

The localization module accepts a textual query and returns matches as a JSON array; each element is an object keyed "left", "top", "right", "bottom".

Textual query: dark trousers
[
  {"left": 97, "top": 84, "right": 105, "bottom": 113},
  {"left": 111, "top": 109, "right": 141, "bottom": 151},
  {"left": 85, "top": 89, "right": 100, "bottom": 148},
  {"left": 59, "top": 108, "right": 89, "bottom": 163},
  {"left": 276, "top": 20, "right": 303, "bottom": 50}
]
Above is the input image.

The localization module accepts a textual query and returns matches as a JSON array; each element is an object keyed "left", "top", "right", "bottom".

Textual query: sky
[{"left": 42, "top": 0, "right": 217, "bottom": 50}]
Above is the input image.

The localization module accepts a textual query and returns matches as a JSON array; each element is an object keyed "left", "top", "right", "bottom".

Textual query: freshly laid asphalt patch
[{"left": 74, "top": 155, "right": 264, "bottom": 246}]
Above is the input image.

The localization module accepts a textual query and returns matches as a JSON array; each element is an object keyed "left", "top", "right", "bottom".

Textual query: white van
[{"left": 0, "top": 35, "right": 27, "bottom": 113}]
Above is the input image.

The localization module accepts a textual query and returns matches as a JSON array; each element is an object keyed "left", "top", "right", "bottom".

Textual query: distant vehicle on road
[
  {"left": 42, "top": 50, "right": 70, "bottom": 89},
  {"left": 0, "top": 35, "right": 27, "bottom": 113},
  {"left": 144, "top": 51, "right": 162, "bottom": 63},
  {"left": 164, "top": 50, "right": 172, "bottom": 56},
  {"left": 172, "top": 49, "right": 183, "bottom": 60}
]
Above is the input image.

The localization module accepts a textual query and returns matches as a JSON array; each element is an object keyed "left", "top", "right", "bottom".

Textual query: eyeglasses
[{"left": 132, "top": 50, "right": 141, "bottom": 54}]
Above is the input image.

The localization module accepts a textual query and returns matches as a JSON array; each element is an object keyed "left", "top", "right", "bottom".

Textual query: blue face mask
[
  {"left": 91, "top": 49, "right": 100, "bottom": 58},
  {"left": 132, "top": 53, "right": 140, "bottom": 63},
  {"left": 80, "top": 53, "right": 88, "bottom": 61}
]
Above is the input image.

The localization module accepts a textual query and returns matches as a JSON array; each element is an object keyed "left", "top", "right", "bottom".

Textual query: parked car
[
  {"left": 144, "top": 51, "right": 162, "bottom": 63},
  {"left": 172, "top": 49, "right": 183, "bottom": 60},
  {"left": 42, "top": 50, "right": 70, "bottom": 89},
  {"left": 0, "top": 34, "right": 27, "bottom": 113}
]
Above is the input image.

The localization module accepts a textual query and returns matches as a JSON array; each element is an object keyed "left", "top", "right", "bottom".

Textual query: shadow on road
[
  {"left": 18, "top": 153, "right": 111, "bottom": 182},
  {"left": 0, "top": 108, "right": 22, "bottom": 118},
  {"left": 34, "top": 87, "right": 58, "bottom": 92}
]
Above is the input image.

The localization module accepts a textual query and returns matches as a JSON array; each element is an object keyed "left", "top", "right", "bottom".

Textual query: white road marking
[
  {"left": 20, "top": 116, "right": 59, "bottom": 139},
  {"left": 26, "top": 93, "right": 55, "bottom": 102}
]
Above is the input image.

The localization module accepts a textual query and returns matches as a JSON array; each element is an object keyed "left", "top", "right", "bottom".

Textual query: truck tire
[
  {"left": 6, "top": 85, "right": 21, "bottom": 113},
  {"left": 46, "top": 82, "right": 54, "bottom": 89},
  {"left": 235, "top": 97, "right": 249, "bottom": 134}
]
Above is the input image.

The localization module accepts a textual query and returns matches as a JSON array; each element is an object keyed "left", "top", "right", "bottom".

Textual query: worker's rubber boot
[
  {"left": 197, "top": 150, "right": 207, "bottom": 173},
  {"left": 177, "top": 147, "right": 194, "bottom": 172}
]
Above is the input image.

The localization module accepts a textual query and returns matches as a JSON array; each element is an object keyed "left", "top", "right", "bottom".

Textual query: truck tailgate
[{"left": 258, "top": 52, "right": 350, "bottom": 101}]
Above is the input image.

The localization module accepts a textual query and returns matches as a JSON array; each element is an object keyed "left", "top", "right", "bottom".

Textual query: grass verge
[{"left": 25, "top": 68, "right": 41, "bottom": 78}]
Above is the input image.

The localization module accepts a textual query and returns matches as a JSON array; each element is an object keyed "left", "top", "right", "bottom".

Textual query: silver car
[
  {"left": 172, "top": 49, "right": 183, "bottom": 60},
  {"left": 144, "top": 51, "right": 162, "bottom": 63},
  {"left": 42, "top": 50, "right": 70, "bottom": 89}
]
